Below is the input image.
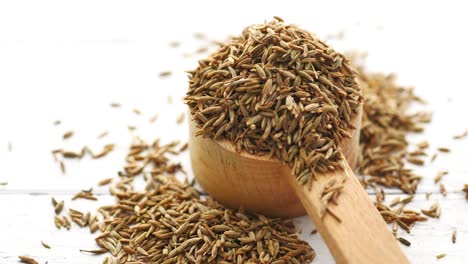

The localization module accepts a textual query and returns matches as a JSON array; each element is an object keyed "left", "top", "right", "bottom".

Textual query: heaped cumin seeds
[
  {"left": 74, "top": 137, "right": 316, "bottom": 263},
  {"left": 186, "top": 18, "right": 362, "bottom": 214}
]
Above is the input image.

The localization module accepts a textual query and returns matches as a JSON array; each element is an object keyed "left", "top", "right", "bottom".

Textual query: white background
[{"left": 1, "top": 1, "right": 468, "bottom": 263}]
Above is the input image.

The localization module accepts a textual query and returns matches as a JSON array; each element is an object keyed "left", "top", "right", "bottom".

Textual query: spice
[
  {"left": 186, "top": 18, "right": 362, "bottom": 214},
  {"left": 434, "top": 171, "right": 448, "bottom": 184},
  {"left": 51, "top": 198, "right": 64, "bottom": 214},
  {"left": 407, "top": 157, "right": 424, "bottom": 166},
  {"left": 453, "top": 129, "right": 468, "bottom": 140},
  {"left": 92, "top": 175, "right": 315, "bottom": 263},
  {"left": 436, "top": 253, "right": 446, "bottom": 259},
  {"left": 65, "top": 136, "right": 316, "bottom": 263},
  {"left": 421, "top": 202, "right": 441, "bottom": 218},
  {"left": 397, "top": 237, "right": 411, "bottom": 247},
  {"left": 437, "top": 147, "right": 450, "bottom": 153},
  {"left": 18, "top": 256, "right": 38, "bottom": 264},
  {"left": 97, "top": 131, "right": 109, "bottom": 139},
  {"left": 41, "top": 240, "right": 51, "bottom": 249},
  {"left": 110, "top": 102, "right": 121, "bottom": 108},
  {"left": 463, "top": 184, "right": 468, "bottom": 199},
  {"left": 63, "top": 131, "right": 74, "bottom": 139},
  {"left": 440, "top": 183, "right": 447, "bottom": 196},
  {"left": 72, "top": 188, "right": 97, "bottom": 201},
  {"left": 158, "top": 71, "right": 172, "bottom": 78},
  {"left": 353, "top": 53, "right": 430, "bottom": 195},
  {"left": 452, "top": 229, "right": 457, "bottom": 243},
  {"left": 97, "top": 177, "right": 113, "bottom": 186}
]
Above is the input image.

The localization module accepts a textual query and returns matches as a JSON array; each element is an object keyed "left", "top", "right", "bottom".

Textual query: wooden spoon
[{"left": 189, "top": 104, "right": 409, "bottom": 264}]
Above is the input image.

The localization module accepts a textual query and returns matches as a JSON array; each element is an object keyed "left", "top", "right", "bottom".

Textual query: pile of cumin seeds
[
  {"left": 350, "top": 54, "right": 432, "bottom": 241},
  {"left": 91, "top": 176, "right": 315, "bottom": 263},
  {"left": 186, "top": 18, "right": 362, "bottom": 210},
  {"left": 353, "top": 56, "right": 431, "bottom": 194},
  {"left": 82, "top": 138, "right": 315, "bottom": 264}
]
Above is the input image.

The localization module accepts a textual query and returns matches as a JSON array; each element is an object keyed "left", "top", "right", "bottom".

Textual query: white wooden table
[{"left": 1, "top": 1, "right": 467, "bottom": 263}]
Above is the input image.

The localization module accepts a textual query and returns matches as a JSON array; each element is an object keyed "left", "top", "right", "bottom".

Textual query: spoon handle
[{"left": 288, "top": 161, "right": 409, "bottom": 264}]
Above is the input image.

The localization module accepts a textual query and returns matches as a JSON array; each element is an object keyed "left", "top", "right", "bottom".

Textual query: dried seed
[
  {"left": 407, "top": 157, "right": 424, "bottom": 166},
  {"left": 159, "top": 71, "right": 172, "bottom": 78},
  {"left": 98, "top": 178, "right": 113, "bottom": 186},
  {"left": 18, "top": 256, "right": 38, "bottom": 264},
  {"left": 453, "top": 129, "right": 468, "bottom": 140},
  {"left": 63, "top": 131, "right": 74, "bottom": 140},
  {"left": 397, "top": 237, "right": 411, "bottom": 247},
  {"left": 97, "top": 131, "right": 109, "bottom": 139},
  {"left": 41, "top": 241, "right": 51, "bottom": 249},
  {"left": 437, "top": 147, "right": 450, "bottom": 153},
  {"left": 436, "top": 253, "right": 446, "bottom": 259}
]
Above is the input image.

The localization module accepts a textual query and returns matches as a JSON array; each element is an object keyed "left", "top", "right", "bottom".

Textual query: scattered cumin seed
[
  {"left": 310, "top": 229, "right": 318, "bottom": 235},
  {"left": 41, "top": 240, "right": 51, "bottom": 249},
  {"left": 431, "top": 153, "right": 438, "bottom": 162},
  {"left": 159, "top": 71, "right": 172, "bottom": 78},
  {"left": 453, "top": 129, "right": 468, "bottom": 140},
  {"left": 110, "top": 102, "right": 121, "bottom": 108},
  {"left": 397, "top": 237, "right": 411, "bottom": 247},
  {"left": 440, "top": 183, "right": 447, "bottom": 196},
  {"left": 437, "top": 147, "right": 450, "bottom": 153},
  {"left": 421, "top": 202, "right": 440, "bottom": 218},
  {"left": 8, "top": 141, "right": 12, "bottom": 152},
  {"left": 90, "top": 144, "right": 115, "bottom": 159},
  {"left": 54, "top": 200, "right": 64, "bottom": 214},
  {"left": 407, "top": 157, "right": 424, "bottom": 166},
  {"left": 60, "top": 161, "right": 66, "bottom": 174},
  {"left": 63, "top": 131, "right": 74, "bottom": 140},
  {"left": 53, "top": 120, "right": 61, "bottom": 126},
  {"left": 80, "top": 248, "right": 108, "bottom": 254},
  {"left": 97, "top": 131, "right": 108, "bottom": 139},
  {"left": 97, "top": 177, "right": 113, "bottom": 186},
  {"left": 72, "top": 188, "right": 97, "bottom": 201},
  {"left": 434, "top": 171, "right": 448, "bottom": 183},
  {"left": 452, "top": 229, "right": 457, "bottom": 243},
  {"left": 417, "top": 141, "right": 429, "bottom": 149},
  {"left": 0, "top": 182, "right": 7, "bottom": 186},
  {"left": 18, "top": 256, "right": 38, "bottom": 264},
  {"left": 436, "top": 253, "right": 446, "bottom": 259}
]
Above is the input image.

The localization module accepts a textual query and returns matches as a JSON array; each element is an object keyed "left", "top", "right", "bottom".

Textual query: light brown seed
[
  {"left": 63, "top": 131, "right": 74, "bottom": 140},
  {"left": 18, "top": 256, "right": 38, "bottom": 264},
  {"left": 41, "top": 241, "right": 51, "bottom": 249}
]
